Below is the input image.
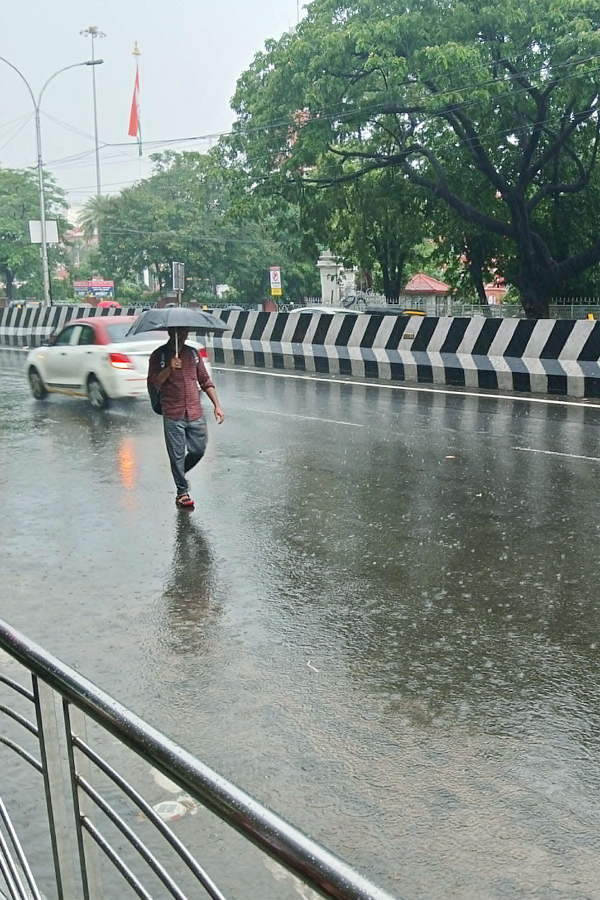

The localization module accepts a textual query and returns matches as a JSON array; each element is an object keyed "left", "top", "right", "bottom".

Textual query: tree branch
[
  {"left": 557, "top": 234, "right": 600, "bottom": 282},
  {"left": 495, "top": 60, "right": 550, "bottom": 191},
  {"left": 396, "top": 146, "right": 514, "bottom": 238},
  {"left": 423, "top": 80, "right": 508, "bottom": 195},
  {"left": 446, "top": 105, "right": 509, "bottom": 194},
  {"left": 529, "top": 98, "right": 599, "bottom": 180}
]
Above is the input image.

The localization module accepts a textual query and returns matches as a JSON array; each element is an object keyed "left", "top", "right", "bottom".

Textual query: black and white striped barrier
[
  {"left": 3, "top": 305, "right": 600, "bottom": 398},
  {"left": 211, "top": 309, "right": 600, "bottom": 399},
  {"left": 0, "top": 305, "right": 134, "bottom": 348}
]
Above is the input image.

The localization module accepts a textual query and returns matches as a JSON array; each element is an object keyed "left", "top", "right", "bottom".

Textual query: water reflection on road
[{"left": 2, "top": 353, "right": 600, "bottom": 898}]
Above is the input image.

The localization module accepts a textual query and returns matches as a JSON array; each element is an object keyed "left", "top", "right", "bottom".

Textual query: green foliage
[
  {"left": 303, "top": 167, "right": 429, "bottom": 298},
  {"left": 0, "top": 166, "right": 67, "bottom": 301},
  {"left": 116, "top": 280, "right": 160, "bottom": 306},
  {"left": 86, "top": 150, "right": 319, "bottom": 304},
  {"left": 230, "top": 0, "right": 600, "bottom": 316}
]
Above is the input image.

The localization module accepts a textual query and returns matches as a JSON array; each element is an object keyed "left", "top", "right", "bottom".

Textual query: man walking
[{"left": 148, "top": 327, "right": 225, "bottom": 510}]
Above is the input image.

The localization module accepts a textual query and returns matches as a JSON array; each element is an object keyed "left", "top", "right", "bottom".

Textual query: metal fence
[
  {"left": 0, "top": 619, "right": 396, "bottom": 900},
  {"left": 300, "top": 295, "right": 600, "bottom": 319},
  {"left": 40, "top": 295, "right": 600, "bottom": 319}
]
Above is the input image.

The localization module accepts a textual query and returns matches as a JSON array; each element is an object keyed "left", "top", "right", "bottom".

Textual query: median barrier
[
  {"left": 211, "top": 309, "right": 600, "bottom": 399},
  {"left": 3, "top": 305, "right": 600, "bottom": 398},
  {"left": 0, "top": 305, "right": 133, "bottom": 348}
]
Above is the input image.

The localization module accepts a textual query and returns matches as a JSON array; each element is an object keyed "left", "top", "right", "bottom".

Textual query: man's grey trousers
[{"left": 163, "top": 415, "right": 208, "bottom": 495}]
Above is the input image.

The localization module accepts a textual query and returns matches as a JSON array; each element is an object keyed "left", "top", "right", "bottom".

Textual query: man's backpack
[{"left": 148, "top": 346, "right": 199, "bottom": 415}]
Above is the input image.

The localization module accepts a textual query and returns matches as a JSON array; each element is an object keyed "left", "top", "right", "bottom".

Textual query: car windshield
[{"left": 105, "top": 324, "right": 166, "bottom": 343}]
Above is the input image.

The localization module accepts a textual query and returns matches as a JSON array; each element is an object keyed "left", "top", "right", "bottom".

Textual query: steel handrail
[{"left": 0, "top": 618, "right": 397, "bottom": 900}]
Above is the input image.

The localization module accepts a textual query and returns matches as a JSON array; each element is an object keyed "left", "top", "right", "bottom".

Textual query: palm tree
[{"left": 79, "top": 195, "right": 111, "bottom": 240}]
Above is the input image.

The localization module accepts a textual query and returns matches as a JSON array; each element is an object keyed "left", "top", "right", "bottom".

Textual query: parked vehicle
[
  {"left": 25, "top": 315, "right": 211, "bottom": 410},
  {"left": 295, "top": 306, "right": 362, "bottom": 315},
  {"left": 6, "top": 300, "right": 42, "bottom": 309},
  {"left": 365, "top": 307, "right": 426, "bottom": 316}
]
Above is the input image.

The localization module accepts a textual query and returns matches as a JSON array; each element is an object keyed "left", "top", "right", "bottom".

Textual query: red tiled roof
[{"left": 404, "top": 272, "right": 450, "bottom": 293}]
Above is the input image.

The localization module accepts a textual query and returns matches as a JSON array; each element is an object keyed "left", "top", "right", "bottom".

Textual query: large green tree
[
  {"left": 0, "top": 167, "right": 66, "bottom": 301},
  {"left": 231, "top": 0, "right": 600, "bottom": 317}
]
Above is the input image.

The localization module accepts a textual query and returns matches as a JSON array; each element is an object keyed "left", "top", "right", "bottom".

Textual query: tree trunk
[
  {"left": 2, "top": 267, "right": 14, "bottom": 302},
  {"left": 380, "top": 250, "right": 405, "bottom": 301},
  {"left": 508, "top": 203, "right": 555, "bottom": 318},
  {"left": 464, "top": 237, "right": 491, "bottom": 315},
  {"left": 517, "top": 282, "right": 552, "bottom": 318},
  {"left": 512, "top": 252, "right": 555, "bottom": 317}
]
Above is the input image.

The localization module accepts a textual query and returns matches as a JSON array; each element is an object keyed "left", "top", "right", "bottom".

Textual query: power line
[
  {"left": 5, "top": 40, "right": 600, "bottom": 201},
  {"left": 86, "top": 47, "right": 600, "bottom": 153},
  {"left": 0, "top": 113, "right": 34, "bottom": 153},
  {"left": 25, "top": 47, "right": 600, "bottom": 177}
]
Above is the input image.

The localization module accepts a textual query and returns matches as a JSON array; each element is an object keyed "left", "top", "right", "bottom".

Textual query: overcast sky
[{"left": 0, "top": 0, "right": 303, "bottom": 208}]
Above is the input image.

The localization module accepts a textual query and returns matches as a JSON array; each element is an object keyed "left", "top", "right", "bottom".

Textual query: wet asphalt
[{"left": 1, "top": 349, "right": 600, "bottom": 900}]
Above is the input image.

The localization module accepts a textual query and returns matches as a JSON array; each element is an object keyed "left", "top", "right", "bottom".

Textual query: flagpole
[
  {"left": 133, "top": 42, "right": 141, "bottom": 159},
  {"left": 128, "top": 42, "right": 142, "bottom": 170}
]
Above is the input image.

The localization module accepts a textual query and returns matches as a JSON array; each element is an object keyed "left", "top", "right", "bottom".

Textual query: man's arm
[
  {"left": 155, "top": 358, "right": 181, "bottom": 387},
  {"left": 204, "top": 386, "right": 225, "bottom": 424},
  {"left": 195, "top": 353, "right": 224, "bottom": 423},
  {"left": 148, "top": 349, "right": 180, "bottom": 389}
]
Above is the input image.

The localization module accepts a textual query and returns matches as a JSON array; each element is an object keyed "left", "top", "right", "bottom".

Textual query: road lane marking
[
  {"left": 513, "top": 446, "right": 600, "bottom": 462},
  {"left": 212, "top": 365, "right": 600, "bottom": 410},
  {"left": 244, "top": 406, "right": 364, "bottom": 427}
]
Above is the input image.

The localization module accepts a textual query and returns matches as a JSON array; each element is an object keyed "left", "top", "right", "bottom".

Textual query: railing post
[
  {"left": 33, "top": 679, "right": 79, "bottom": 900},
  {"left": 64, "top": 704, "right": 104, "bottom": 900}
]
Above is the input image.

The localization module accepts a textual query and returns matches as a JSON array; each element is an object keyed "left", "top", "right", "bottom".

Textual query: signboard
[
  {"left": 269, "top": 266, "right": 282, "bottom": 296},
  {"left": 172, "top": 261, "right": 185, "bottom": 292},
  {"left": 29, "top": 220, "right": 59, "bottom": 244},
  {"left": 73, "top": 279, "right": 115, "bottom": 300}
]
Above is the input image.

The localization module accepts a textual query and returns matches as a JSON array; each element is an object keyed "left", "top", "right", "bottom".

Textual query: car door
[
  {"left": 42, "top": 325, "right": 81, "bottom": 389},
  {"left": 67, "top": 324, "right": 98, "bottom": 391}
]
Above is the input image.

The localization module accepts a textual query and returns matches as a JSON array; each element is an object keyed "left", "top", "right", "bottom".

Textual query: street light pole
[
  {"left": 0, "top": 57, "right": 103, "bottom": 306},
  {"left": 80, "top": 26, "right": 106, "bottom": 196},
  {"left": 33, "top": 104, "right": 51, "bottom": 309}
]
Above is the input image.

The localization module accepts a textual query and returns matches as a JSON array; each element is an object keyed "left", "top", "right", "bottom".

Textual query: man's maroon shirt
[{"left": 148, "top": 343, "right": 215, "bottom": 421}]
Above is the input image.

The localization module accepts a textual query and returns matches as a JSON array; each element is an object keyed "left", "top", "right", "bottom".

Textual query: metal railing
[{"left": 0, "top": 619, "right": 396, "bottom": 900}]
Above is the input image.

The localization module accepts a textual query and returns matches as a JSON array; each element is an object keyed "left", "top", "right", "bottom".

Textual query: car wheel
[
  {"left": 87, "top": 375, "right": 109, "bottom": 410},
  {"left": 29, "top": 367, "right": 47, "bottom": 400}
]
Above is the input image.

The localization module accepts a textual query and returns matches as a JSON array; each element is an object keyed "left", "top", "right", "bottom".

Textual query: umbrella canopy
[{"left": 127, "top": 307, "right": 231, "bottom": 336}]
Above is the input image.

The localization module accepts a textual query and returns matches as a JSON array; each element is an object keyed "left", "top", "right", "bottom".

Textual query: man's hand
[
  {"left": 214, "top": 406, "right": 225, "bottom": 425},
  {"left": 170, "top": 357, "right": 183, "bottom": 371}
]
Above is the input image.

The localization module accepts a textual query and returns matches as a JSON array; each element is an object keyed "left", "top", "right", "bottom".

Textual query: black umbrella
[
  {"left": 129, "top": 307, "right": 230, "bottom": 335},
  {"left": 128, "top": 307, "right": 231, "bottom": 356}
]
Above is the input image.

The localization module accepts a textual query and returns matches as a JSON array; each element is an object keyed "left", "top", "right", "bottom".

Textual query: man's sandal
[{"left": 176, "top": 493, "right": 195, "bottom": 510}]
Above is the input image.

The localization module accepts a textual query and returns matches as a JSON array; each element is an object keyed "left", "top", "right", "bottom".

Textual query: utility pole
[
  {"left": 0, "top": 57, "right": 103, "bottom": 305},
  {"left": 80, "top": 25, "right": 106, "bottom": 196}
]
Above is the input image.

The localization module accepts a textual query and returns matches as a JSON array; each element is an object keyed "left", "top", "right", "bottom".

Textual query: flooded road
[{"left": 1, "top": 350, "right": 600, "bottom": 899}]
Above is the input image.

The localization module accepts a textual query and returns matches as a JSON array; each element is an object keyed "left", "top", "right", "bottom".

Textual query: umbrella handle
[{"left": 175, "top": 331, "right": 179, "bottom": 358}]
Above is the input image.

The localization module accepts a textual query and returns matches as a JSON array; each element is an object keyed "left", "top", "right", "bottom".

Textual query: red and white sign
[{"left": 269, "top": 266, "right": 282, "bottom": 295}]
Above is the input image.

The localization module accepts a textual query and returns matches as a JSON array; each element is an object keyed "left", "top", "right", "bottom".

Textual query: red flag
[{"left": 128, "top": 68, "right": 142, "bottom": 155}]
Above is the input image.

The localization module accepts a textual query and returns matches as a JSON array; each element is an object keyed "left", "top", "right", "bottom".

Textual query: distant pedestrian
[{"left": 148, "top": 327, "right": 225, "bottom": 510}]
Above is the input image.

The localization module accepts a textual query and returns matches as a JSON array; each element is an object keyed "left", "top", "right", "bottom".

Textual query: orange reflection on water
[{"left": 118, "top": 436, "right": 137, "bottom": 490}]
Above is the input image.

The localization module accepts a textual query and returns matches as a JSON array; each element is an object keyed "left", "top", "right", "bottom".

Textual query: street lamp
[
  {"left": 0, "top": 57, "right": 104, "bottom": 306},
  {"left": 80, "top": 26, "right": 106, "bottom": 196}
]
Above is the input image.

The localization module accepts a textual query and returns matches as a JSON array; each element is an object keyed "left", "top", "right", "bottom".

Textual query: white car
[{"left": 25, "top": 315, "right": 211, "bottom": 410}]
